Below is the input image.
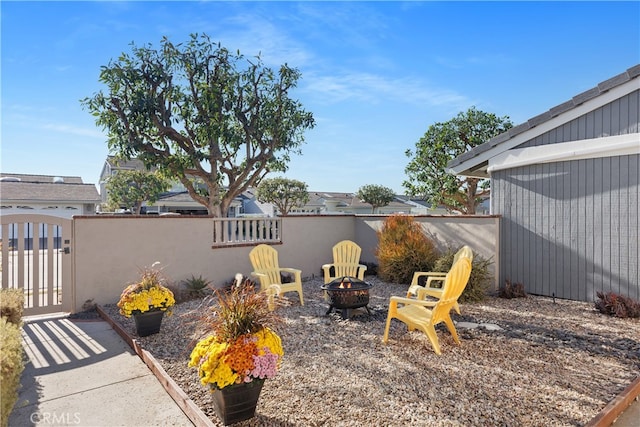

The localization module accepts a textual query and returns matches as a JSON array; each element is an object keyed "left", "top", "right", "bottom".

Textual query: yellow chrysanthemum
[
  {"left": 189, "top": 328, "right": 284, "bottom": 390},
  {"left": 117, "top": 285, "right": 175, "bottom": 317}
]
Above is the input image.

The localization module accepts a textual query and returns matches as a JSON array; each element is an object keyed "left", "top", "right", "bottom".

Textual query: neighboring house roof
[
  {"left": 156, "top": 191, "right": 242, "bottom": 208},
  {"left": 395, "top": 195, "right": 448, "bottom": 213},
  {"left": 448, "top": 64, "right": 640, "bottom": 178},
  {"left": 104, "top": 156, "right": 147, "bottom": 171},
  {"left": 0, "top": 179, "right": 100, "bottom": 204},
  {"left": 99, "top": 156, "right": 151, "bottom": 182},
  {"left": 307, "top": 191, "right": 413, "bottom": 213},
  {"left": 0, "top": 173, "right": 84, "bottom": 185},
  {"left": 157, "top": 191, "right": 198, "bottom": 203}
]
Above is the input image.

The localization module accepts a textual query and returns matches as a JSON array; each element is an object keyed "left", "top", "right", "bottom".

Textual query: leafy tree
[
  {"left": 403, "top": 107, "right": 513, "bottom": 214},
  {"left": 83, "top": 34, "right": 315, "bottom": 217},
  {"left": 356, "top": 184, "right": 395, "bottom": 213},
  {"left": 106, "top": 170, "right": 169, "bottom": 214},
  {"left": 256, "top": 177, "right": 309, "bottom": 216}
]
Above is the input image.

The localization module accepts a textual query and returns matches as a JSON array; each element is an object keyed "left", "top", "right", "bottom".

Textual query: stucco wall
[
  {"left": 71, "top": 215, "right": 499, "bottom": 312},
  {"left": 354, "top": 215, "right": 500, "bottom": 283}
]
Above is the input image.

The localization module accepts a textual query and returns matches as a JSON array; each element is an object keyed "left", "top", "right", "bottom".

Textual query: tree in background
[
  {"left": 403, "top": 107, "right": 513, "bottom": 214},
  {"left": 106, "top": 170, "right": 169, "bottom": 214},
  {"left": 83, "top": 34, "right": 315, "bottom": 217},
  {"left": 256, "top": 177, "right": 309, "bottom": 216},
  {"left": 356, "top": 184, "right": 395, "bottom": 214}
]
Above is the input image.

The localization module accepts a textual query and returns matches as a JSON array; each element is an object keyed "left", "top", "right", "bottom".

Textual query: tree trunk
[{"left": 465, "top": 178, "right": 478, "bottom": 214}]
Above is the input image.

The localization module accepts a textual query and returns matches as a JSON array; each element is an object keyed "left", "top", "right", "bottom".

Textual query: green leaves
[
  {"left": 82, "top": 33, "right": 315, "bottom": 216},
  {"left": 403, "top": 107, "right": 512, "bottom": 214},
  {"left": 356, "top": 184, "right": 395, "bottom": 214},
  {"left": 106, "top": 170, "right": 170, "bottom": 214},
  {"left": 256, "top": 177, "right": 309, "bottom": 216}
]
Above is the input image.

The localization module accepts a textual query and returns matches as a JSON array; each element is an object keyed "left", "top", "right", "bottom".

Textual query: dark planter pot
[
  {"left": 133, "top": 310, "right": 165, "bottom": 337},
  {"left": 211, "top": 379, "right": 265, "bottom": 425}
]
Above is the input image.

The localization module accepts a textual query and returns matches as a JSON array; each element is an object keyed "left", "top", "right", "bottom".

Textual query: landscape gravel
[{"left": 101, "top": 276, "right": 640, "bottom": 427}]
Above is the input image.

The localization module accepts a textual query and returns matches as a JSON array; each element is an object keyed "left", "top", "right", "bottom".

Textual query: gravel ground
[{"left": 101, "top": 276, "right": 640, "bottom": 427}]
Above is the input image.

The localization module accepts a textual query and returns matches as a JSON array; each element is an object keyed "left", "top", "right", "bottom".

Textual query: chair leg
[
  {"left": 297, "top": 289, "right": 304, "bottom": 306},
  {"left": 454, "top": 302, "right": 461, "bottom": 315},
  {"left": 442, "top": 316, "right": 461, "bottom": 344},
  {"left": 382, "top": 314, "right": 393, "bottom": 343},
  {"left": 422, "top": 325, "right": 441, "bottom": 355}
]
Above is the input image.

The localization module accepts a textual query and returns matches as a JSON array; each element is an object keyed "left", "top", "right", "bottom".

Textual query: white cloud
[
  {"left": 302, "top": 71, "right": 471, "bottom": 111},
  {"left": 42, "top": 123, "right": 104, "bottom": 139}
]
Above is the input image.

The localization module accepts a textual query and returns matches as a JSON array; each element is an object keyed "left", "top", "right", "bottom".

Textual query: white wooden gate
[{"left": 1, "top": 215, "right": 73, "bottom": 316}]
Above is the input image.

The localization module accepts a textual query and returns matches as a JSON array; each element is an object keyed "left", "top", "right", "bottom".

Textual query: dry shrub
[
  {"left": 375, "top": 215, "right": 438, "bottom": 284},
  {"left": 595, "top": 291, "right": 640, "bottom": 318},
  {"left": 0, "top": 289, "right": 25, "bottom": 427},
  {"left": 498, "top": 279, "right": 527, "bottom": 299},
  {"left": 0, "top": 290, "right": 24, "bottom": 325},
  {"left": 430, "top": 247, "right": 492, "bottom": 302}
]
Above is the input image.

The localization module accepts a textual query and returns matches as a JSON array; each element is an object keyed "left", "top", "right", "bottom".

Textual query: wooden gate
[{"left": 1, "top": 215, "right": 73, "bottom": 316}]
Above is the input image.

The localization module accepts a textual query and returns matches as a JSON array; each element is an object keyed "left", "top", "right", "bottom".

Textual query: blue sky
[{"left": 2, "top": 1, "right": 639, "bottom": 194}]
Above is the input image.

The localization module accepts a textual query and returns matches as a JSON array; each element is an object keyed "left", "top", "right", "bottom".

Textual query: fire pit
[{"left": 321, "top": 276, "right": 373, "bottom": 319}]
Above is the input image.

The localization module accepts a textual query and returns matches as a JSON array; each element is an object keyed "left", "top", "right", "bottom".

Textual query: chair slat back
[
  {"left": 332, "top": 240, "right": 363, "bottom": 277},
  {"left": 249, "top": 244, "right": 282, "bottom": 285},
  {"left": 431, "top": 258, "right": 472, "bottom": 324},
  {"left": 453, "top": 245, "right": 474, "bottom": 264}
]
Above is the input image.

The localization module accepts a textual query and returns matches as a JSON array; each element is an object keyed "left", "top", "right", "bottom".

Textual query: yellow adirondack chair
[
  {"left": 249, "top": 244, "right": 304, "bottom": 307},
  {"left": 382, "top": 257, "right": 472, "bottom": 355},
  {"left": 405, "top": 245, "right": 473, "bottom": 314},
  {"left": 322, "top": 240, "right": 368, "bottom": 283}
]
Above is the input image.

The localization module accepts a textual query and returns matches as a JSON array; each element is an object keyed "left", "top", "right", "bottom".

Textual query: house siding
[
  {"left": 494, "top": 154, "right": 640, "bottom": 301},
  {"left": 519, "top": 90, "right": 639, "bottom": 148}
]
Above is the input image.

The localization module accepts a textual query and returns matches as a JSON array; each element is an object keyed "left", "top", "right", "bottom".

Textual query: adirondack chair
[
  {"left": 322, "top": 240, "right": 368, "bottom": 283},
  {"left": 249, "top": 244, "right": 304, "bottom": 307},
  {"left": 382, "top": 257, "right": 472, "bottom": 355},
  {"left": 405, "top": 245, "right": 473, "bottom": 314}
]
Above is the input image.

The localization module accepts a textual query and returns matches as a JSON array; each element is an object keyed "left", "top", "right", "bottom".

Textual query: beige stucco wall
[
  {"left": 71, "top": 215, "right": 499, "bottom": 312},
  {"left": 354, "top": 215, "right": 500, "bottom": 285}
]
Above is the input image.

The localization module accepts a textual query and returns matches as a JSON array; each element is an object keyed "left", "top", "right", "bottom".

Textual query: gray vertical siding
[
  {"left": 493, "top": 89, "right": 640, "bottom": 302},
  {"left": 494, "top": 154, "right": 640, "bottom": 302},
  {"left": 521, "top": 90, "right": 640, "bottom": 148}
]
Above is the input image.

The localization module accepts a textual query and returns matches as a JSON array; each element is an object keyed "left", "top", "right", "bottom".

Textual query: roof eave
[{"left": 448, "top": 66, "right": 640, "bottom": 177}]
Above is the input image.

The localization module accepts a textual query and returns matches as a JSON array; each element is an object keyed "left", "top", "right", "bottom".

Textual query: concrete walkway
[
  {"left": 9, "top": 315, "right": 194, "bottom": 427},
  {"left": 610, "top": 396, "right": 640, "bottom": 427}
]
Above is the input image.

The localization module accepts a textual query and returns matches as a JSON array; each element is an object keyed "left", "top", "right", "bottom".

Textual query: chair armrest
[
  {"left": 280, "top": 267, "right": 302, "bottom": 280},
  {"left": 410, "top": 271, "right": 446, "bottom": 286},
  {"left": 389, "top": 296, "right": 437, "bottom": 309},
  {"left": 321, "top": 264, "right": 333, "bottom": 283},
  {"left": 425, "top": 276, "right": 446, "bottom": 289},
  {"left": 406, "top": 284, "right": 422, "bottom": 298},
  {"left": 356, "top": 264, "right": 368, "bottom": 280},
  {"left": 417, "top": 287, "right": 443, "bottom": 300},
  {"left": 321, "top": 263, "right": 333, "bottom": 274},
  {"left": 250, "top": 271, "right": 268, "bottom": 287},
  {"left": 250, "top": 271, "right": 267, "bottom": 279}
]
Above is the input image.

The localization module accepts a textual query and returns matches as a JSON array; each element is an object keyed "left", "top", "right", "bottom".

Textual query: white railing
[{"left": 212, "top": 217, "right": 282, "bottom": 247}]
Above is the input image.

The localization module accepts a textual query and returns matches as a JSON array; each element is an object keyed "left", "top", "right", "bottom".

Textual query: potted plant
[
  {"left": 189, "top": 274, "right": 283, "bottom": 425},
  {"left": 117, "top": 262, "right": 175, "bottom": 337}
]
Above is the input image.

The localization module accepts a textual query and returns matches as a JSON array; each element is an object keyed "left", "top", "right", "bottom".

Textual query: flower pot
[
  {"left": 210, "top": 379, "right": 265, "bottom": 425},
  {"left": 133, "top": 310, "right": 165, "bottom": 337}
]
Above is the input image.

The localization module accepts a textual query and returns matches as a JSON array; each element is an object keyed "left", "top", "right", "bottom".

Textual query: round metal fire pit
[{"left": 321, "top": 276, "right": 373, "bottom": 319}]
